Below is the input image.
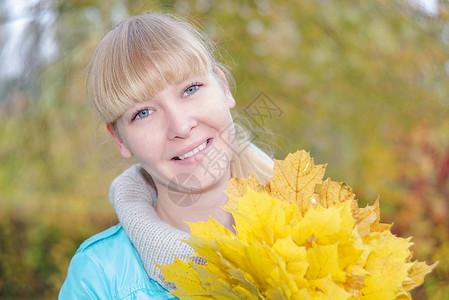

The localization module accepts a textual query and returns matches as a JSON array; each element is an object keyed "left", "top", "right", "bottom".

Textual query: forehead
[
  {"left": 134, "top": 71, "right": 220, "bottom": 105},
  {"left": 133, "top": 69, "right": 217, "bottom": 105}
]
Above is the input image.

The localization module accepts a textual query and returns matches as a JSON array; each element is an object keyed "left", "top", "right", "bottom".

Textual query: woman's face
[{"left": 110, "top": 69, "right": 236, "bottom": 191}]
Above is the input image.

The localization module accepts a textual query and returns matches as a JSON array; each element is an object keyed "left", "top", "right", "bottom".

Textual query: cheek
[
  {"left": 204, "top": 97, "right": 234, "bottom": 125},
  {"left": 210, "top": 107, "right": 236, "bottom": 152},
  {"left": 123, "top": 128, "right": 161, "bottom": 160},
  {"left": 201, "top": 97, "right": 235, "bottom": 143},
  {"left": 207, "top": 109, "right": 234, "bottom": 142}
]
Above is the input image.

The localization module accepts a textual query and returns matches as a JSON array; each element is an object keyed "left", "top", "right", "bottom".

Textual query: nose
[{"left": 165, "top": 105, "right": 197, "bottom": 140}]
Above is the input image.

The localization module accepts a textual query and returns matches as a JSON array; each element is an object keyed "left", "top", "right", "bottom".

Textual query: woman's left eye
[{"left": 183, "top": 83, "right": 202, "bottom": 97}]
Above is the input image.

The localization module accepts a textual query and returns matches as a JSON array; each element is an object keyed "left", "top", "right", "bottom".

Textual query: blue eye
[
  {"left": 132, "top": 108, "right": 153, "bottom": 121},
  {"left": 184, "top": 85, "right": 197, "bottom": 96},
  {"left": 183, "top": 83, "right": 202, "bottom": 97}
]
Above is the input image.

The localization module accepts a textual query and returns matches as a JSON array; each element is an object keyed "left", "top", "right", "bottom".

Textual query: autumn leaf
[
  {"left": 225, "top": 173, "right": 264, "bottom": 212},
  {"left": 158, "top": 150, "right": 437, "bottom": 299},
  {"left": 268, "top": 151, "right": 326, "bottom": 212}
]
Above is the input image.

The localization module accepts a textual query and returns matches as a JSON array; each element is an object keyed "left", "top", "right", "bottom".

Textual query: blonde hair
[{"left": 88, "top": 12, "right": 273, "bottom": 183}]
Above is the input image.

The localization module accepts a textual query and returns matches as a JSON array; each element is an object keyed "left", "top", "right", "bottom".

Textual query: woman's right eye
[{"left": 132, "top": 108, "right": 153, "bottom": 121}]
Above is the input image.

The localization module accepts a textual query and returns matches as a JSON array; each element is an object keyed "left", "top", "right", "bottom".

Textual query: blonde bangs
[{"left": 88, "top": 13, "right": 215, "bottom": 124}]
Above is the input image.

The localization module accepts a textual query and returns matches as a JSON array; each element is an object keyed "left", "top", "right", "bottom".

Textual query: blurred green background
[{"left": 1, "top": 0, "right": 448, "bottom": 298}]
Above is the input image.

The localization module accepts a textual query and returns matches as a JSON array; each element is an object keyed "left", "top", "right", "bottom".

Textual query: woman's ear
[
  {"left": 106, "top": 123, "right": 133, "bottom": 158},
  {"left": 214, "top": 66, "right": 236, "bottom": 109}
]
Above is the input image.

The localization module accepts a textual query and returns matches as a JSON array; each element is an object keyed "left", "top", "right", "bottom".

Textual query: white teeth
[{"left": 178, "top": 141, "right": 208, "bottom": 160}]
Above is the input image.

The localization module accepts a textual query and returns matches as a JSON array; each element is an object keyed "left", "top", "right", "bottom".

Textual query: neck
[{"left": 154, "top": 170, "right": 235, "bottom": 234}]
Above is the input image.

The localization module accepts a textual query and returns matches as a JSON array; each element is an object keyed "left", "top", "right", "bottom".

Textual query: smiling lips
[{"left": 173, "top": 139, "right": 211, "bottom": 161}]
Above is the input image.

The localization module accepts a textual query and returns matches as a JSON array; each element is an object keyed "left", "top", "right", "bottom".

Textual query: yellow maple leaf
[
  {"left": 306, "top": 242, "right": 347, "bottom": 283},
  {"left": 403, "top": 260, "right": 438, "bottom": 291},
  {"left": 158, "top": 257, "right": 208, "bottom": 297},
  {"left": 225, "top": 173, "right": 264, "bottom": 212},
  {"left": 229, "top": 188, "right": 291, "bottom": 245},
  {"left": 158, "top": 150, "right": 437, "bottom": 299},
  {"left": 356, "top": 199, "right": 392, "bottom": 238},
  {"left": 314, "top": 178, "right": 358, "bottom": 211},
  {"left": 268, "top": 151, "right": 326, "bottom": 212},
  {"left": 309, "top": 275, "right": 352, "bottom": 299}
]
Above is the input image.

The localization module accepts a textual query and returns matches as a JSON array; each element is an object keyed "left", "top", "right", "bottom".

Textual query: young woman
[{"left": 59, "top": 12, "right": 273, "bottom": 298}]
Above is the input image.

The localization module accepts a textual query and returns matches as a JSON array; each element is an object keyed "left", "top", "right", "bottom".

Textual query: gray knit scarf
[{"left": 109, "top": 164, "right": 195, "bottom": 291}]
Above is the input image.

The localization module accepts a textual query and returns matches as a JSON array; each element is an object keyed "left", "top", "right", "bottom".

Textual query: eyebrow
[
  {"left": 134, "top": 73, "right": 211, "bottom": 105},
  {"left": 176, "top": 73, "right": 209, "bottom": 85}
]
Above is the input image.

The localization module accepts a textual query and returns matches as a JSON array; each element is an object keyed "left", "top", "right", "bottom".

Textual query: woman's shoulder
[
  {"left": 76, "top": 224, "right": 127, "bottom": 254},
  {"left": 60, "top": 224, "right": 177, "bottom": 299}
]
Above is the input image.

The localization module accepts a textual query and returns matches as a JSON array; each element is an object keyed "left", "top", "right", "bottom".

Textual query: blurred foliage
[{"left": 0, "top": 0, "right": 448, "bottom": 298}]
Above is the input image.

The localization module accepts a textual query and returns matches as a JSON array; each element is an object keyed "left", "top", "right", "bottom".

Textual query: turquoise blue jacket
[{"left": 59, "top": 224, "right": 178, "bottom": 299}]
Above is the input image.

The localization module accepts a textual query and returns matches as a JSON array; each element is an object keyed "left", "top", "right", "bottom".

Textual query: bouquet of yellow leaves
[{"left": 159, "top": 151, "right": 437, "bottom": 299}]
